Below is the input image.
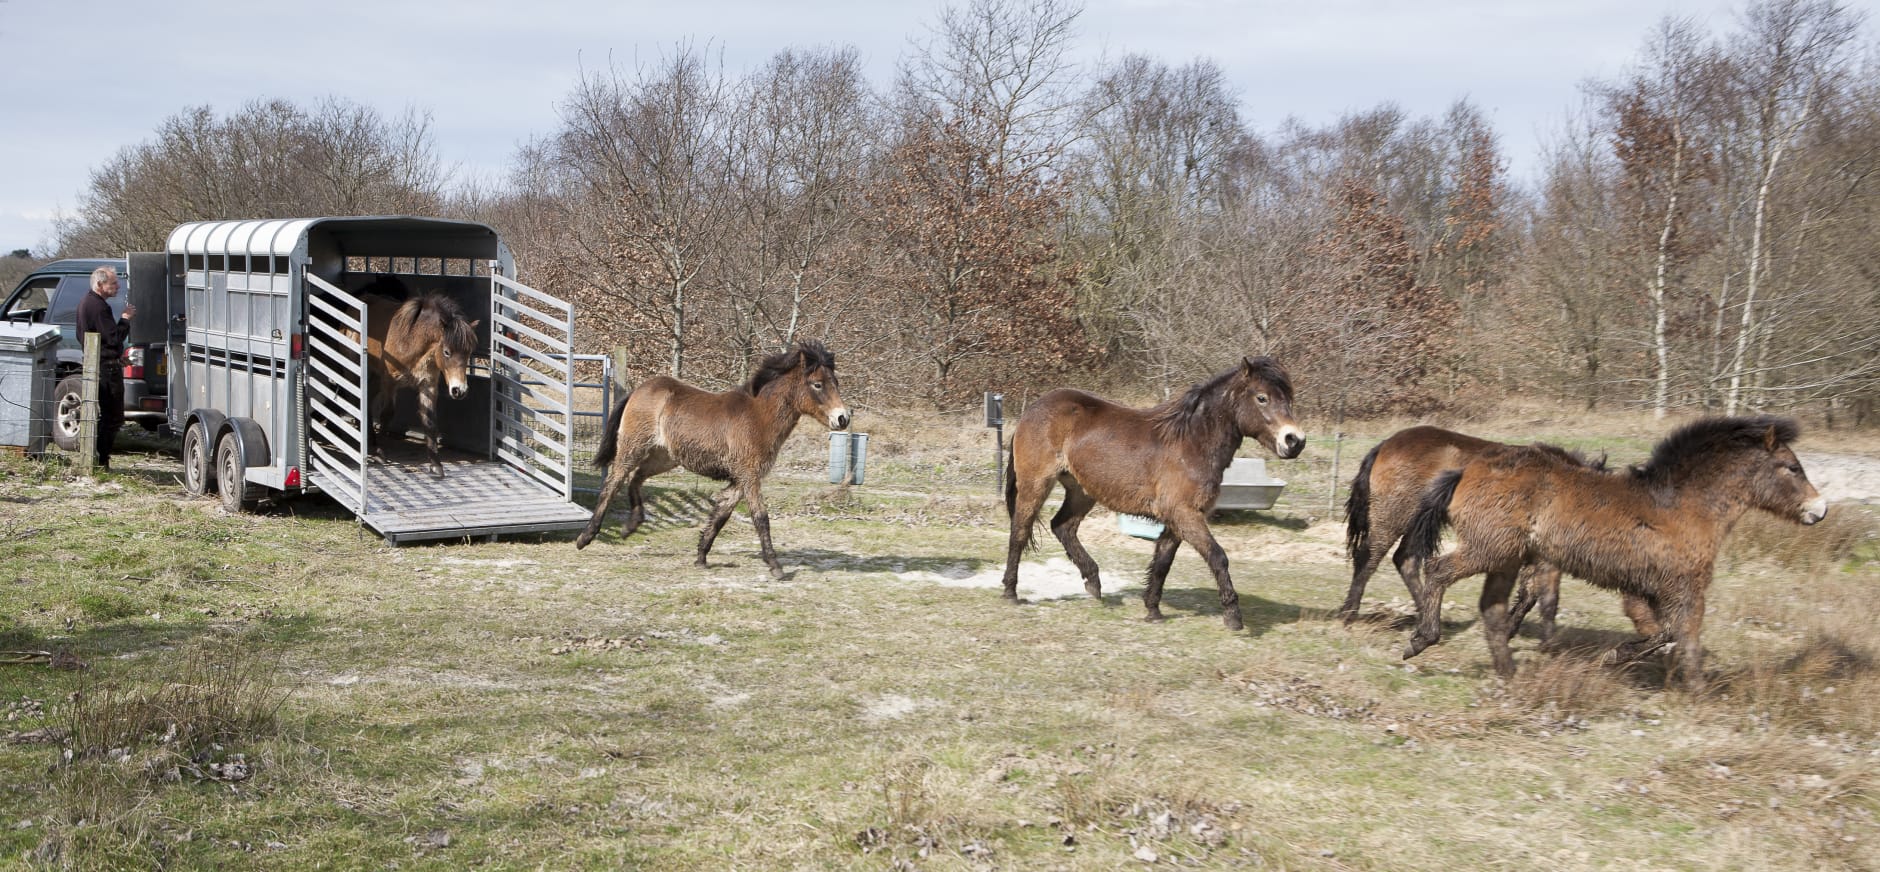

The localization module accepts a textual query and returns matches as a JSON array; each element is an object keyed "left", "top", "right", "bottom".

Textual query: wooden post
[
  {"left": 79, "top": 332, "right": 99, "bottom": 474},
  {"left": 1327, "top": 431, "right": 1344, "bottom": 517},
  {"left": 609, "top": 346, "right": 632, "bottom": 397}
]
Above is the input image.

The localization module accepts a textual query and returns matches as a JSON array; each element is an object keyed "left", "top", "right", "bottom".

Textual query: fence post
[
  {"left": 1326, "top": 430, "right": 1344, "bottom": 517},
  {"left": 79, "top": 332, "right": 99, "bottom": 474}
]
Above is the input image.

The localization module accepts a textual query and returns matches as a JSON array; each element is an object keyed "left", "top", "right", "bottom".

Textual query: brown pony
[
  {"left": 1399, "top": 416, "right": 1828, "bottom": 691},
  {"left": 1341, "top": 426, "right": 1630, "bottom": 641},
  {"left": 573, "top": 340, "right": 850, "bottom": 579},
  {"left": 363, "top": 290, "right": 480, "bottom": 476},
  {"left": 999, "top": 357, "right": 1305, "bottom": 629}
]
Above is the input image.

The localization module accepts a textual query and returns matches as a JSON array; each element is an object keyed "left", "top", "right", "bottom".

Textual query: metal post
[
  {"left": 79, "top": 332, "right": 99, "bottom": 474},
  {"left": 994, "top": 422, "right": 1003, "bottom": 493}
]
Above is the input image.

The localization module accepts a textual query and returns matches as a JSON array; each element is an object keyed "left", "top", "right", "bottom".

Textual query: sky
[{"left": 2, "top": 0, "right": 1872, "bottom": 255}]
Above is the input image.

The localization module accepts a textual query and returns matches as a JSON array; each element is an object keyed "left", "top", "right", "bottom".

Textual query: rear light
[
  {"left": 123, "top": 346, "right": 145, "bottom": 379},
  {"left": 284, "top": 467, "right": 301, "bottom": 488},
  {"left": 291, "top": 333, "right": 304, "bottom": 359},
  {"left": 139, "top": 397, "right": 165, "bottom": 411}
]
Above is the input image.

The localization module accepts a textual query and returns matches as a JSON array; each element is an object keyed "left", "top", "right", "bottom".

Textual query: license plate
[{"left": 157, "top": 358, "right": 167, "bottom": 376}]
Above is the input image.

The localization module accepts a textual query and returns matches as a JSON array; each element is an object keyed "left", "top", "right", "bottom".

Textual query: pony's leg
[
  {"left": 1505, "top": 564, "right": 1562, "bottom": 643},
  {"left": 999, "top": 469, "right": 1056, "bottom": 602},
  {"left": 1661, "top": 587, "right": 1709, "bottom": 693},
  {"left": 1141, "top": 528, "right": 1182, "bottom": 623},
  {"left": 367, "top": 379, "right": 392, "bottom": 460},
  {"left": 696, "top": 483, "right": 743, "bottom": 570},
  {"left": 742, "top": 482, "right": 786, "bottom": 580},
  {"left": 1404, "top": 549, "right": 1491, "bottom": 659},
  {"left": 1339, "top": 543, "right": 1389, "bottom": 624},
  {"left": 575, "top": 451, "right": 642, "bottom": 550},
  {"left": 1620, "top": 593, "right": 1664, "bottom": 638},
  {"left": 622, "top": 467, "right": 656, "bottom": 537},
  {"left": 1164, "top": 510, "right": 1243, "bottom": 631},
  {"left": 1479, "top": 568, "right": 1521, "bottom": 678},
  {"left": 417, "top": 383, "right": 444, "bottom": 476},
  {"left": 1048, "top": 481, "right": 1103, "bottom": 598}
]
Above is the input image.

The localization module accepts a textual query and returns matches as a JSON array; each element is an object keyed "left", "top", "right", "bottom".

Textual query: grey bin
[
  {"left": 0, "top": 323, "right": 61, "bottom": 454},
  {"left": 1116, "top": 457, "right": 1287, "bottom": 540},
  {"left": 828, "top": 432, "right": 869, "bottom": 485}
]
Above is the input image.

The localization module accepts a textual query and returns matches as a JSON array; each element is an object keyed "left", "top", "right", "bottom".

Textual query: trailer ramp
[{"left": 354, "top": 443, "right": 591, "bottom": 544}]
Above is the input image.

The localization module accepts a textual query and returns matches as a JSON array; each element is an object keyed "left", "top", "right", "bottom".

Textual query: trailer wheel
[
  {"left": 216, "top": 432, "right": 262, "bottom": 513},
  {"left": 182, "top": 421, "right": 215, "bottom": 497},
  {"left": 51, "top": 374, "right": 82, "bottom": 452}
]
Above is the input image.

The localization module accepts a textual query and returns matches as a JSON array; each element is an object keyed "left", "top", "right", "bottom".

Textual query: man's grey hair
[{"left": 90, "top": 265, "right": 119, "bottom": 293}]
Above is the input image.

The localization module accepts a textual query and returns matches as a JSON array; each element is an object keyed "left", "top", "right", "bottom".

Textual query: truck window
[
  {"left": 5, "top": 276, "right": 56, "bottom": 321},
  {"left": 50, "top": 275, "right": 127, "bottom": 324}
]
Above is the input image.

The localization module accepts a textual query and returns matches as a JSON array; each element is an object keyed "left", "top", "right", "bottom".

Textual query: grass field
[{"left": 2, "top": 411, "right": 1877, "bottom": 870}]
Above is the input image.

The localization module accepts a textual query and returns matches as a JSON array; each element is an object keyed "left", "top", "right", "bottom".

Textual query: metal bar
[
  {"left": 563, "top": 300, "right": 576, "bottom": 497},
  {"left": 305, "top": 359, "right": 364, "bottom": 400},
  {"left": 494, "top": 403, "right": 572, "bottom": 441},
  {"left": 491, "top": 273, "right": 573, "bottom": 314},
  {"left": 489, "top": 310, "right": 565, "bottom": 351},
  {"left": 490, "top": 333, "right": 571, "bottom": 372}
]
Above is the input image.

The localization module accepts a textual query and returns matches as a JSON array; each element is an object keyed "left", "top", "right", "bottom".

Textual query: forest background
[{"left": 13, "top": 0, "right": 1880, "bottom": 429}]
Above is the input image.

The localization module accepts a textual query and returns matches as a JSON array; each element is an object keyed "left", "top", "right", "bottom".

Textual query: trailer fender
[
  {"left": 219, "top": 417, "right": 271, "bottom": 469},
  {"left": 186, "top": 409, "right": 228, "bottom": 445}
]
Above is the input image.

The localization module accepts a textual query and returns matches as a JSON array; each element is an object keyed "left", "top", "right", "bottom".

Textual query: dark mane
[
  {"left": 1632, "top": 415, "right": 1799, "bottom": 485},
  {"left": 1147, "top": 356, "right": 1291, "bottom": 443},
  {"left": 746, "top": 339, "right": 835, "bottom": 395},
  {"left": 403, "top": 291, "right": 478, "bottom": 354},
  {"left": 1528, "top": 441, "right": 1608, "bottom": 471}
]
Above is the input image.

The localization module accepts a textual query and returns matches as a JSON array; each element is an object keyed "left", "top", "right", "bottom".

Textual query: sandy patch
[
  {"left": 895, "top": 556, "right": 1132, "bottom": 600},
  {"left": 1797, "top": 451, "right": 1880, "bottom": 505}
]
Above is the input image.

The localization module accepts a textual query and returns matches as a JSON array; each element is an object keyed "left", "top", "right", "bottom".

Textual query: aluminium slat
[
  {"left": 495, "top": 447, "right": 566, "bottom": 492},
  {"left": 493, "top": 401, "right": 572, "bottom": 438},
  {"left": 494, "top": 428, "right": 572, "bottom": 462},
  {"left": 306, "top": 401, "right": 365, "bottom": 446},
  {"left": 490, "top": 365, "right": 571, "bottom": 407},
  {"left": 494, "top": 440, "right": 569, "bottom": 477},
  {"left": 308, "top": 443, "right": 364, "bottom": 484},
  {"left": 489, "top": 311, "right": 568, "bottom": 354},
  {"left": 305, "top": 362, "right": 365, "bottom": 402},
  {"left": 492, "top": 273, "right": 574, "bottom": 314},
  {"left": 493, "top": 296, "right": 570, "bottom": 337},
  {"left": 307, "top": 294, "right": 365, "bottom": 331},
  {"left": 366, "top": 504, "right": 592, "bottom": 528},
  {"left": 307, "top": 449, "right": 364, "bottom": 495},
  {"left": 308, "top": 421, "right": 367, "bottom": 464},
  {"left": 490, "top": 334, "right": 571, "bottom": 373},
  {"left": 306, "top": 310, "right": 364, "bottom": 342},
  {"left": 304, "top": 386, "right": 362, "bottom": 428}
]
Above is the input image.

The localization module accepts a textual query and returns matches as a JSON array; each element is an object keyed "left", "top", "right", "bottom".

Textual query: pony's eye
[
  {"left": 812, "top": 382, "right": 824, "bottom": 391},
  {"left": 442, "top": 349, "right": 452, "bottom": 358},
  {"left": 1256, "top": 394, "right": 1269, "bottom": 405}
]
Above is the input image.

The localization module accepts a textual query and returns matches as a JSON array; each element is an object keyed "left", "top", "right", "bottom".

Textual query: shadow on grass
[
  {"left": 1210, "top": 510, "right": 1311, "bottom": 531},
  {"left": 0, "top": 612, "right": 322, "bottom": 670},
  {"left": 775, "top": 547, "right": 992, "bottom": 578}
]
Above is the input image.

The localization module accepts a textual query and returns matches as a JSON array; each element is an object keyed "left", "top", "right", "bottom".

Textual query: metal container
[
  {"left": 1117, "top": 513, "right": 1165, "bottom": 539},
  {"left": 1215, "top": 457, "right": 1287, "bottom": 510},
  {"left": 0, "top": 323, "right": 61, "bottom": 453},
  {"left": 828, "top": 431, "right": 869, "bottom": 485}
]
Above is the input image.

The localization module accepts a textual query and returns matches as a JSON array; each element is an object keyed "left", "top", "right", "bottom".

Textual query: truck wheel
[
  {"left": 182, "top": 422, "right": 215, "bottom": 497},
  {"left": 216, "top": 432, "right": 262, "bottom": 513},
  {"left": 51, "top": 374, "right": 82, "bottom": 452}
]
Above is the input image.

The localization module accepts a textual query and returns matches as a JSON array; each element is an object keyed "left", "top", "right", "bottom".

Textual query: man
[{"left": 74, "top": 265, "right": 135, "bottom": 470}]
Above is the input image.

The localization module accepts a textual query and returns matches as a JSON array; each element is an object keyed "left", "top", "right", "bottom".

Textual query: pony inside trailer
[{"left": 161, "top": 216, "right": 590, "bottom": 542}]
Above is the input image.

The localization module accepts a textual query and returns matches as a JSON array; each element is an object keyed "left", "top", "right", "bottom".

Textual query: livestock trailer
[{"left": 150, "top": 216, "right": 592, "bottom": 542}]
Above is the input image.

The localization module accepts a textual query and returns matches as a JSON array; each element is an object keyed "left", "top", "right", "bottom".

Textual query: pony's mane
[
  {"left": 402, "top": 291, "right": 479, "bottom": 354},
  {"left": 1528, "top": 441, "right": 1608, "bottom": 471},
  {"left": 746, "top": 339, "right": 835, "bottom": 395},
  {"left": 1148, "top": 356, "right": 1293, "bottom": 443},
  {"left": 1632, "top": 415, "right": 1799, "bottom": 485}
]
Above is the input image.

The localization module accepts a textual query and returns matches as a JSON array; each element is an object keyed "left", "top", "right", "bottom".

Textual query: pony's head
[
  {"left": 749, "top": 339, "right": 849, "bottom": 431},
  {"left": 1231, "top": 356, "right": 1304, "bottom": 459},
  {"left": 1643, "top": 416, "right": 1826, "bottom": 525},
  {"left": 416, "top": 293, "right": 480, "bottom": 400}
]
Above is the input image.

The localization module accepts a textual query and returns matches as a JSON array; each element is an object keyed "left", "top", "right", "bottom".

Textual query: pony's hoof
[
  {"left": 1083, "top": 581, "right": 1102, "bottom": 598},
  {"left": 1223, "top": 613, "right": 1245, "bottom": 632},
  {"left": 767, "top": 566, "right": 785, "bottom": 580},
  {"left": 1403, "top": 636, "right": 1433, "bottom": 659},
  {"left": 1143, "top": 611, "right": 1165, "bottom": 623}
]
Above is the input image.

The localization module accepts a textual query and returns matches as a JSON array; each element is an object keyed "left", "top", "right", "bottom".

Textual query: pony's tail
[
  {"left": 1344, "top": 442, "right": 1384, "bottom": 565},
  {"left": 1003, "top": 444, "right": 1017, "bottom": 520},
  {"left": 1401, "top": 469, "right": 1465, "bottom": 566},
  {"left": 591, "top": 386, "right": 634, "bottom": 470}
]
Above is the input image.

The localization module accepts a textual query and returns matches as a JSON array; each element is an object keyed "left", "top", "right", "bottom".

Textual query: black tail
[
  {"left": 1003, "top": 444, "right": 1017, "bottom": 520},
  {"left": 1343, "top": 442, "right": 1384, "bottom": 566},
  {"left": 591, "top": 387, "right": 634, "bottom": 470},
  {"left": 1401, "top": 469, "right": 1464, "bottom": 565}
]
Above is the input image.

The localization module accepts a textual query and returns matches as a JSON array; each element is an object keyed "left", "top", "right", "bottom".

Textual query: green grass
[{"left": 1, "top": 423, "right": 1876, "bottom": 870}]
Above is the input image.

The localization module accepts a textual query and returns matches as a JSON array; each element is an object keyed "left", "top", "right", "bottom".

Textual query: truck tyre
[
  {"left": 51, "top": 374, "right": 82, "bottom": 452},
  {"left": 216, "top": 431, "right": 262, "bottom": 513},
  {"left": 182, "top": 421, "right": 215, "bottom": 497}
]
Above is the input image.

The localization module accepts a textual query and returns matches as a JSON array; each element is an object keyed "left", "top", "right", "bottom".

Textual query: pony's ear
[
  {"left": 470, "top": 319, "right": 482, "bottom": 330},
  {"left": 1764, "top": 424, "right": 1779, "bottom": 451},
  {"left": 1243, "top": 356, "right": 1258, "bottom": 373}
]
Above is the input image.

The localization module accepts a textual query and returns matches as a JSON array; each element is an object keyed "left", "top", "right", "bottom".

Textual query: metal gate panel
[
  {"left": 302, "top": 274, "right": 369, "bottom": 513},
  {"left": 489, "top": 270, "right": 575, "bottom": 498}
]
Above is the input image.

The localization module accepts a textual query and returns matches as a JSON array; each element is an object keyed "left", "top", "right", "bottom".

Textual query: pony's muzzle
[
  {"left": 1800, "top": 494, "right": 1829, "bottom": 525},
  {"left": 830, "top": 408, "right": 851, "bottom": 431},
  {"left": 449, "top": 383, "right": 468, "bottom": 400},
  {"left": 1278, "top": 428, "right": 1306, "bottom": 458}
]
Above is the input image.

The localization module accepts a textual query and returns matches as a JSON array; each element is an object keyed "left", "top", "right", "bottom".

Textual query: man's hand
[{"left": 122, "top": 302, "right": 137, "bottom": 321}]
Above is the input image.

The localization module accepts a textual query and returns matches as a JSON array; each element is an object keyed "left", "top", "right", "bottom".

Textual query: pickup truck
[{"left": 1, "top": 258, "right": 168, "bottom": 449}]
